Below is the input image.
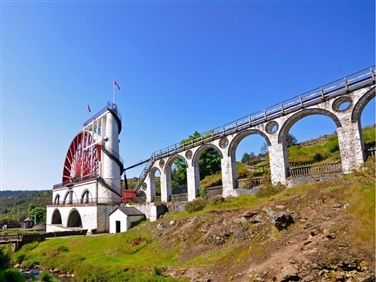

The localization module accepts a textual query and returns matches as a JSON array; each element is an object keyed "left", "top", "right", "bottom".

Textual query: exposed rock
[
  {"left": 251, "top": 214, "right": 264, "bottom": 223},
  {"left": 277, "top": 265, "right": 300, "bottom": 282},
  {"left": 264, "top": 209, "right": 295, "bottom": 231},
  {"left": 242, "top": 210, "right": 259, "bottom": 218}
]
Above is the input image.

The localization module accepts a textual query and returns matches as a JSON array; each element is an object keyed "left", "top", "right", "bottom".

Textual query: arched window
[
  {"left": 81, "top": 191, "right": 90, "bottom": 204},
  {"left": 54, "top": 194, "right": 60, "bottom": 205},
  {"left": 63, "top": 191, "right": 73, "bottom": 204}
]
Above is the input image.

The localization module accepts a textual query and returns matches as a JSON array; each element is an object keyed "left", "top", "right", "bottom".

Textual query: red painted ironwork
[{"left": 62, "top": 132, "right": 99, "bottom": 183}]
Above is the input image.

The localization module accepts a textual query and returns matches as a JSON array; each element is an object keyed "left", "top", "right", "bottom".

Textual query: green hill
[{"left": 1, "top": 157, "right": 374, "bottom": 281}]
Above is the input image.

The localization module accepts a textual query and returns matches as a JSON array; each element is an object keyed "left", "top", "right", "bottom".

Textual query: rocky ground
[{"left": 152, "top": 178, "right": 375, "bottom": 282}]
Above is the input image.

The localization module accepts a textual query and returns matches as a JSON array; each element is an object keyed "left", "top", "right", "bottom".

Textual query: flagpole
[{"left": 113, "top": 78, "right": 116, "bottom": 105}]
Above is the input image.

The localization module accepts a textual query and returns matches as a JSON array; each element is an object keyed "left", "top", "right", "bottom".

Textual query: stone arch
[
  {"left": 63, "top": 191, "right": 73, "bottom": 204},
  {"left": 351, "top": 86, "right": 376, "bottom": 124},
  {"left": 148, "top": 166, "right": 161, "bottom": 198},
  {"left": 67, "top": 209, "right": 82, "bottom": 227},
  {"left": 51, "top": 209, "right": 62, "bottom": 224},
  {"left": 192, "top": 144, "right": 223, "bottom": 167},
  {"left": 54, "top": 194, "right": 60, "bottom": 205},
  {"left": 150, "top": 166, "right": 161, "bottom": 176},
  {"left": 278, "top": 108, "right": 342, "bottom": 144},
  {"left": 163, "top": 154, "right": 188, "bottom": 174},
  {"left": 228, "top": 129, "right": 272, "bottom": 158},
  {"left": 81, "top": 190, "right": 90, "bottom": 204}
]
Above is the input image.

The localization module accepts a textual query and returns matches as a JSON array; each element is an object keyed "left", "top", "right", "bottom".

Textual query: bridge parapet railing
[
  {"left": 149, "top": 66, "right": 375, "bottom": 163},
  {"left": 367, "top": 147, "right": 375, "bottom": 157},
  {"left": 289, "top": 161, "right": 342, "bottom": 177},
  {"left": 134, "top": 66, "right": 375, "bottom": 191}
]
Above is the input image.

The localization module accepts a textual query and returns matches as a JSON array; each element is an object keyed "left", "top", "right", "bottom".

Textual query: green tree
[
  {"left": 260, "top": 143, "right": 268, "bottom": 154},
  {"left": 171, "top": 159, "right": 187, "bottom": 189},
  {"left": 198, "top": 148, "right": 221, "bottom": 179},
  {"left": 241, "top": 152, "right": 255, "bottom": 164},
  {"left": 28, "top": 207, "right": 46, "bottom": 224},
  {"left": 171, "top": 132, "right": 221, "bottom": 188},
  {"left": 286, "top": 133, "right": 298, "bottom": 147},
  {"left": 27, "top": 203, "right": 36, "bottom": 214}
]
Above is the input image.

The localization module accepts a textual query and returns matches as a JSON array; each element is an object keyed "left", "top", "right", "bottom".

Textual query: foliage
[
  {"left": 40, "top": 270, "right": 55, "bottom": 282},
  {"left": 153, "top": 266, "right": 163, "bottom": 276},
  {"left": 0, "top": 246, "right": 11, "bottom": 269},
  {"left": 241, "top": 152, "right": 251, "bottom": 164},
  {"left": 172, "top": 131, "right": 221, "bottom": 189},
  {"left": 199, "top": 187, "right": 207, "bottom": 198},
  {"left": 198, "top": 148, "right": 221, "bottom": 179},
  {"left": 286, "top": 133, "right": 298, "bottom": 147},
  {"left": 236, "top": 162, "right": 250, "bottom": 178},
  {"left": 185, "top": 198, "right": 207, "bottom": 213},
  {"left": 0, "top": 268, "right": 25, "bottom": 282},
  {"left": 28, "top": 207, "right": 46, "bottom": 224},
  {"left": 260, "top": 142, "right": 268, "bottom": 154},
  {"left": 0, "top": 191, "right": 51, "bottom": 222},
  {"left": 256, "top": 172, "right": 286, "bottom": 198},
  {"left": 171, "top": 158, "right": 187, "bottom": 189}
]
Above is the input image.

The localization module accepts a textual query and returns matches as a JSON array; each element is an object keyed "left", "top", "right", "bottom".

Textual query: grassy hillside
[{"left": 4, "top": 157, "right": 374, "bottom": 281}]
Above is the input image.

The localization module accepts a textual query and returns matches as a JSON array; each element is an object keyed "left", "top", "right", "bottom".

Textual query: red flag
[
  {"left": 87, "top": 104, "right": 91, "bottom": 113},
  {"left": 114, "top": 80, "right": 120, "bottom": 90}
]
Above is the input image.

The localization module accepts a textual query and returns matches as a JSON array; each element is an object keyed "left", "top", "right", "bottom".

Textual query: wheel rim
[{"left": 62, "top": 132, "right": 99, "bottom": 183}]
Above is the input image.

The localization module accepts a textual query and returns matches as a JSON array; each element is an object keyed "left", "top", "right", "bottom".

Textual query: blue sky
[{"left": 1, "top": 1, "right": 375, "bottom": 191}]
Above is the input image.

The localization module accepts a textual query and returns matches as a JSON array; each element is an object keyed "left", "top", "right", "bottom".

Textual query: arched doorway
[
  {"left": 51, "top": 209, "right": 62, "bottom": 225},
  {"left": 67, "top": 209, "right": 82, "bottom": 227}
]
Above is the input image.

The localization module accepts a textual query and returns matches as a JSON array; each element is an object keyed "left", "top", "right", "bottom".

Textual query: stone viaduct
[{"left": 134, "top": 67, "right": 375, "bottom": 202}]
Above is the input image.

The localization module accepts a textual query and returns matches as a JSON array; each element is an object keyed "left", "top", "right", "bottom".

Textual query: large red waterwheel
[{"left": 62, "top": 132, "right": 100, "bottom": 183}]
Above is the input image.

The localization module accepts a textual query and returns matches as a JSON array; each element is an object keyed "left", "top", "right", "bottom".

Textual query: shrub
[
  {"left": 199, "top": 187, "right": 207, "bottom": 198},
  {"left": 185, "top": 198, "right": 207, "bottom": 213},
  {"left": 0, "top": 268, "right": 25, "bottom": 282},
  {"left": 256, "top": 183, "right": 286, "bottom": 198},
  {"left": 313, "top": 152, "right": 324, "bottom": 162},
  {"left": 13, "top": 252, "right": 25, "bottom": 264},
  {"left": 209, "top": 197, "right": 225, "bottom": 206},
  {"left": 256, "top": 182, "right": 286, "bottom": 198},
  {"left": 0, "top": 246, "right": 10, "bottom": 269},
  {"left": 40, "top": 270, "right": 54, "bottom": 282},
  {"left": 236, "top": 162, "right": 249, "bottom": 178},
  {"left": 58, "top": 245, "right": 69, "bottom": 252},
  {"left": 153, "top": 266, "right": 163, "bottom": 276}
]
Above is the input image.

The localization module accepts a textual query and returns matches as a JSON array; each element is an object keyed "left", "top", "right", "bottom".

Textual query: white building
[
  {"left": 46, "top": 102, "right": 124, "bottom": 234},
  {"left": 109, "top": 207, "right": 145, "bottom": 233}
]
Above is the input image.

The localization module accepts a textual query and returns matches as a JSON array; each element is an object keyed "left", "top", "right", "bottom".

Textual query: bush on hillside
[
  {"left": 40, "top": 270, "right": 54, "bottom": 282},
  {"left": 0, "top": 247, "right": 10, "bottom": 269},
  {"left": 0, "top": 268, "right": 25, "bottom": 282},
  {"left": 185, "top": 198, "right": 207, "bottom": 213},
  {"left": 256, "top": 172, "right": 286, "bottom": 198}
]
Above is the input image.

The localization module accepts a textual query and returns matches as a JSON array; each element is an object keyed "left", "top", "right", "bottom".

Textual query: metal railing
[
  {"left": 47, "top": 197, "right": 120, "bottom": 206},
  {"left": 53, "top": 175, "right": 98, "bottom": 189},
  {"left": 83, "top": 101, "right": 121, "bottom": 126},
  {"left": 135, "top": 66, "right": 375, "bottom": 190}
]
